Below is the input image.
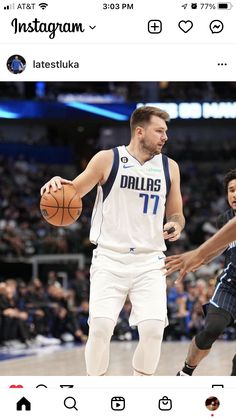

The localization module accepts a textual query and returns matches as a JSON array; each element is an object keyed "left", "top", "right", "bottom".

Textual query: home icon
[{"left": 16, "top": 397, "right": 31, "bottom": 411}]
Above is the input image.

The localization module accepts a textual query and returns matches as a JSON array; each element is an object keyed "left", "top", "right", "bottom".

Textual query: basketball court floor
[{"left": 0, "top": 341, "right": 235, "bottom": 376}]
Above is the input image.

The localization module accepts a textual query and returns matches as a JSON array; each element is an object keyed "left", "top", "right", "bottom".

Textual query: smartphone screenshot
[{"left": 0, "top": 0, "right": 235, "bottom": 417}]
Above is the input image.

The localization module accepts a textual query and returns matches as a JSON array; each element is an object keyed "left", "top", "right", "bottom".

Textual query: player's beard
[{"left": 140, "top": 137, "right": 161, "bottom": 157}]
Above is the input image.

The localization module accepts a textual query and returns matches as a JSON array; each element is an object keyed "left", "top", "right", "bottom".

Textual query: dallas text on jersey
[{"left": 120, "top": 176, "right": 161, "bottom": 191}]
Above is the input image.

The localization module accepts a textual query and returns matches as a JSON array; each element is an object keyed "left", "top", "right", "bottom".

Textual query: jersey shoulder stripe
[
  {"left": 162, "top": 154, "right": 171, "bottom": 195},
  {"left": 102, "top": 147, "right": 119, "bottom": 201}
]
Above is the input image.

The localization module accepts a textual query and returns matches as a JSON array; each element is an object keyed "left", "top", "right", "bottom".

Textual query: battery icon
[{"left": 218, "top": 2, "right": 233, "bottom": 9}]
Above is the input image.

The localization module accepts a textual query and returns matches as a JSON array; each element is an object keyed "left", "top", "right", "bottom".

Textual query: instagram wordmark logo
[{"left": 11, "top": 18, "right": 87, "bottom": 39}]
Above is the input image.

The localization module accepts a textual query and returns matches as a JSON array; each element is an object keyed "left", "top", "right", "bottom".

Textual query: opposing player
[
  {"left": 165, "top": 169, "right": 236, "bottom": 376},
  {"left": 41, "top": 106, "right": 185, "bottom": 376}
]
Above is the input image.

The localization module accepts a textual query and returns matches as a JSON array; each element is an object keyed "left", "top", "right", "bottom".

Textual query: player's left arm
[{"left": 163, "top": 158, "right": 185, "bottom": 242}]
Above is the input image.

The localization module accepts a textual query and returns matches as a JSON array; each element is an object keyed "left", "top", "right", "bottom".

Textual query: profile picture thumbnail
[
  {"left": 7, "top": 54, "right": 26, "bottom": 74},
  {"left": 205, "top": 396, "right": 220, "bottom": 411}
]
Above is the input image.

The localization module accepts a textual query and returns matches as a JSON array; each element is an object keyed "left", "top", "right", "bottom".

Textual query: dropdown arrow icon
[{"left": 89, "top": 25, "right": 96, "bottom": 30}]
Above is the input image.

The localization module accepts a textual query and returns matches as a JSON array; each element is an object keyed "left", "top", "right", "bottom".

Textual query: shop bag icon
[{"left": 158, "top": 396, "right": 172, "bottom": 411}]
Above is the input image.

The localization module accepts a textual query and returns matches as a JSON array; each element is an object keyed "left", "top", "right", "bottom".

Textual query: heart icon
[
  {"left": 10, "top": 384, "right": 24, "bottom": 388},
  {"left": 178, "top": 20, "right": 193, "bottom": 33}
]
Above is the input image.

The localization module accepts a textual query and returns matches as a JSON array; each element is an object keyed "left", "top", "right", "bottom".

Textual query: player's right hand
[{"left": 40, "top": 176, "right": 73, "bottom": 195}]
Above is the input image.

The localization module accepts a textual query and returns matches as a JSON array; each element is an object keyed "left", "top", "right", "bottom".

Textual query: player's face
[
  {"left": 227, "top": 179, "right": 236, "bottom": 211},
  {"left": 139, "top": 116, "right": 168, "bottom": 155}
]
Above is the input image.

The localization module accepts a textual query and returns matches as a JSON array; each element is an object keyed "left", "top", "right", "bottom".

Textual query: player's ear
[{"left": 136, "top": 126, "right": 144, "bottom": 136}]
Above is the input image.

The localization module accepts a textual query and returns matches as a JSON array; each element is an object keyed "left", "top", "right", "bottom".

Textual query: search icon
[{"left": 64, "top": 397, "right": 78, "bottom": 411}]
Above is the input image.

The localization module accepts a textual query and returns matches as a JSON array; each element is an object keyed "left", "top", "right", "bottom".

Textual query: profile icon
[
  {"left": 7, "top": 54, "right": 26, "bottom": 74},
  {"left": 205, "top": 396, "right": 220, "bottom": 411}
]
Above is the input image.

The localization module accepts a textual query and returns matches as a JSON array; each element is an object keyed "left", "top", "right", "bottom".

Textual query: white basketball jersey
[{"left": 90, "top": 146, "right": 171, "bottom": 252}]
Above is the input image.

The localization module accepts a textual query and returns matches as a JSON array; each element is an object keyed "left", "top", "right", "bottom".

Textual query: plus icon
[{"left": 148, "top": 20, "right": 162, "bottom": 34}]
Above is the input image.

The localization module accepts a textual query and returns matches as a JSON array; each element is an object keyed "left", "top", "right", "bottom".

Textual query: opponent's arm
[
  {"left": 40, "top": 150, "right": 113, "bottom": 197},
  {"left": 194, "top": 216, "right": 236, "bottom": 260},
  {"left": 163, "top": 159, "right": 185, "bottom": 241},
  {"left": 202, "top": 246, "right": 228, "bottom": 263},
  {"left": 165, "top": 217, "right": 236, "bottom": 281}
]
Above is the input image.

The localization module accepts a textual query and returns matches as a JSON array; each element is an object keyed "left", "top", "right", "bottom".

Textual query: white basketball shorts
[{"left": 89, "top": 247, "right": 168, "bottom": 326}]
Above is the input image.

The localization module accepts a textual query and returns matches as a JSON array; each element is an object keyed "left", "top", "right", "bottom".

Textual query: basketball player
[
  {"left": 165, "top": 169, "right": 236, "bottom": 376},
  {"left": 10, "top": 55, "right": 24, "bottom": 74},
  {"left": 41, "top": 106, "right": 185, "bottom": 376}
]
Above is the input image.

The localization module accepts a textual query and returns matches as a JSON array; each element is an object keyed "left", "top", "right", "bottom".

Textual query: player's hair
[
  {"left": 130, "top": 106, "right": 170, "bottom": 135},
  {"left": 224, "top": 168, "right": 236, "bottom": 191}
]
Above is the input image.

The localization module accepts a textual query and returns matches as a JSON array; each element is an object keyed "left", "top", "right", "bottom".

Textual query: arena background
[{"left": 0, "top": 81, "right": 235, "bottom": 375}]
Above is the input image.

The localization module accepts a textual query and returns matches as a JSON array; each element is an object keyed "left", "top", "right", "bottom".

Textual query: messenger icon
[{"left": 158, "top": 396, "right": 172, "bottom": 411}]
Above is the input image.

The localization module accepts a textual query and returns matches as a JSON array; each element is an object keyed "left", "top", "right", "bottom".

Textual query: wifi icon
[{"left": 39, "top": 2, "right": 48, "bottom": 9}]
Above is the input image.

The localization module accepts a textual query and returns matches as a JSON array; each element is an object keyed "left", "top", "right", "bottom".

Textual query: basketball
[{"left": 40, "top": 184, "right": 82, "bottom": 226}]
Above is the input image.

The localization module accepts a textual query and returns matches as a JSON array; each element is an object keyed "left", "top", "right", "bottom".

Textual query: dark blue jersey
[{"left": 11, "top": 59, "right": 23, "bottom": 72}]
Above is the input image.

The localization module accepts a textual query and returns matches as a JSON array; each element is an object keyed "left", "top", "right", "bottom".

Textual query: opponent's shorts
[
  {"left": 89, "top": 247, "right": 167, "bottom": 327},
  {"left": 210, "top": 269, "right": 236, "bottom": 320}
]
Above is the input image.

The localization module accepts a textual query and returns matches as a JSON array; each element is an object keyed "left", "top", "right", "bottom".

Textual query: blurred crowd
[
  {"left": 0, "top": 270, "right": 90, "bottom": 349},
  {"left": 0, "top": 155, "right": 93, "bottom": 259},
  {"left": 1, "top": 81, "right": 236, "bottom": 102}
]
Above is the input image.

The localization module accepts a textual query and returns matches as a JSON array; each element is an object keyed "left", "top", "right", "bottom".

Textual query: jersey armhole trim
[
  {"left": 162, "top": 154, "right": 171, "bottom": 196},
  {"left": 102, "top": 147, "right": 119, "bottom": 201}
]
